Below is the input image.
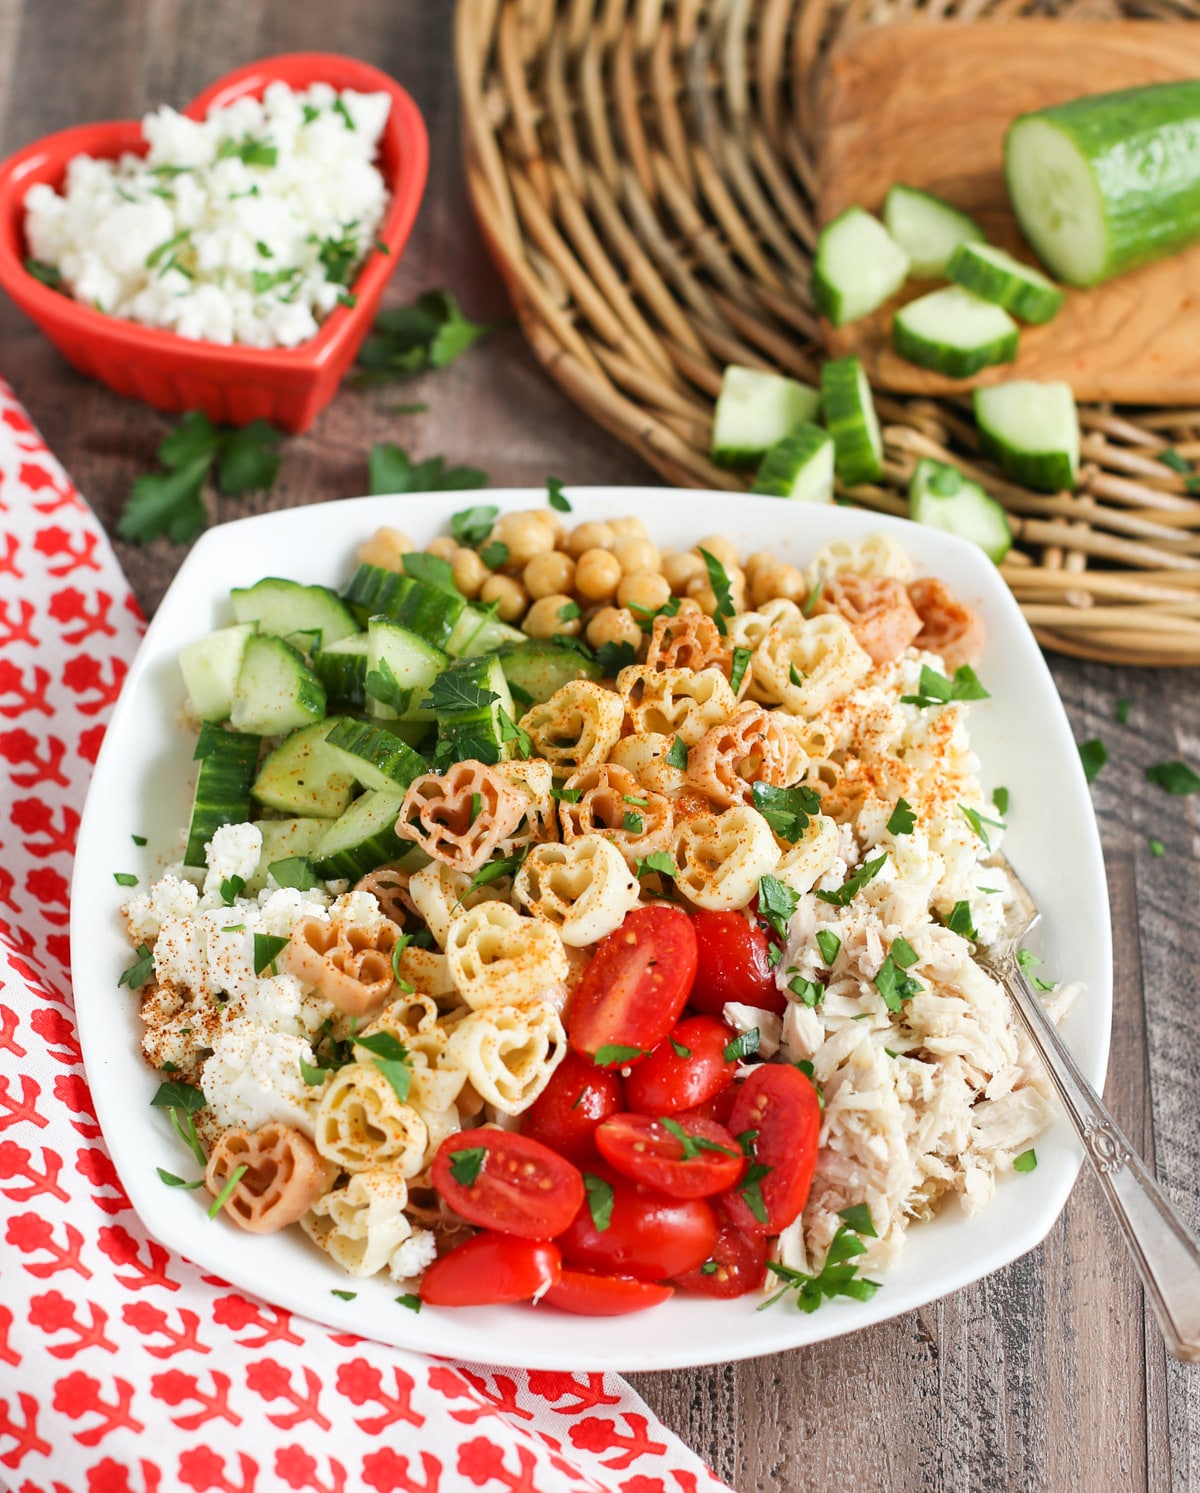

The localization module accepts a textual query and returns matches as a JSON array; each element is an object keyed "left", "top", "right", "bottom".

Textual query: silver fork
[{"left": 976, "top": 853, "right": 1200, "bottom": 1363}]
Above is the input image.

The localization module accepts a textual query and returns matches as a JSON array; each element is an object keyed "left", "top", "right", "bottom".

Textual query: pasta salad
[{"left": 120, "top": 501, "right": 1068, "bottom": 1316}]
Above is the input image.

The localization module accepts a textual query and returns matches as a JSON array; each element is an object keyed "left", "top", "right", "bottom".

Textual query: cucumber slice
[
  {"left": 711, "top": 366, "right": 821, "bottom": 469},
  {"left": 246, "top": 818, "right": 329, "bottom": 893},
  {"left": 1005, "top": 83, "right": 1200, "bottom": 288},
  {"left": 313, "top": 634, "right": 370, "bottom": 712},
  {"left": 974, "top": 380, "right": 1079, "bottom": 493},
  {"left": 179, "top": 623, "right": 255, "bottom": 722},
  {"left": 883, "top": 184, "right": 984, "bottom": 279},
  {"left": 820, "top": 357, "right": 884, "bottom": 486},
  {"left": 312, "top": 789, "right": 409, "bottom": 882},
  {"left": 230, "top": 578, "right": 359, "bottom": 646},
  {"left": 427, "top": 655, "right": 516, "bottom": 767},
  {"left": 323, "top": 718, "right": 429, "bottom": 793},
  {"left": 344, "top": 563, "right": 411, "bottom": 621},
  {"left": 909, "top": 458, "right": 1013, "bottom": 564},
  {"left": 343, "top": 565, "right": 465, "bottom": 648},
  {"left": 497, "top": 640, "right": 602, "bottom": 706},
  {"left": 252, "top": 721, "right": 357, "bottom": 818},
  {"left": 947, "top": 242, "right": 1064, "bottom": 325},
  {"left": 811, "top": 208, "right": 909, "bottom": 327},
  {"left": 751, "top": 423, "right": 835, "bottom": 502},
  {"left": 446, "top": 605, "right": 526, "bottom": 659},
  {"left": 892, "top": 287, "right": 1019, "bottom": 378},
  {"left": 368, "top": 618, "right": 450, "bottom": 722},
  {"left": 229, "top": 635, "right": 326, "bottom": 738},
  {"left": 184, "top": 725, "right": 260, "bottom": 866}
]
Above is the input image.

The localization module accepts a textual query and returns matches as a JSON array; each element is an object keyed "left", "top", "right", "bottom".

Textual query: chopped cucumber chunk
[
  {"left": 711, "top": 365, "right": 821, "bottom": 469},
  {"left": 229, "top": 634, "right": 326, "bottom": 737},
  {"left": 426, "top": 655, "right": 516, "bottom": 767},
  {"left": 368, "top": 618, "right": 449, "bottom": 722},
  {"left": 323, "top": 718, "right": 429, "bottom": 794},
  {"left": 909, "top": 458, "right": 1013, "bottom": 563},
  {"left": 343, "top": 564, "right": 465, "bottom": 648},
  {"left": 820, "top": 357, "right": 884, "bottom": 486},
  {"left": 892, "top": 286, "right": 1019, "bottom": 378},
  {"left": 313, "top": 634, "right": 370, "bottom": 712},
  {"left": 883, "top": 184, "right": 984, "bottom": 278},
  {"left": 246, "top": 818, "right": 328, "bottom": 892},
  {"left": 179, "top": 623, "right": 255, "bottom": 723},
  {"left": 751, "top": 423, "right": 835, "bottom": 502},
  {"left": 230, "top": 577, "right": 359, "bottom": 646},
  {"left": 497, "top": 640, "right": 602, "bottom": 706},
  {"left": 184, "top": 724, "right": 260, "bottom": 866},
  {"left": 812, "top": 207, "right": 909, "bottom": 326},
  {"left": 312, "top": 789, "right": 409, "bottom": 882},
  {"left": 252, "top": 721, "right": 357, "bottom": 818},
  {"left": 947, "top": 242, "right": 1064, "bottom": 325},
  {"left": 447, "top": 604, "right": 526, "bottom": 658},
  {"left": 974, "top": 380, "right": 1079, "bottom": 493}
]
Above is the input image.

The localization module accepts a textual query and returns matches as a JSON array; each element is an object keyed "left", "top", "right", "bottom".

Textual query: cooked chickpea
[
  {"left": 617, "top": 571, "right": 671, "bottom": 613},
  {"left": 608, "top": 515, "right": 649, "bottom": 542},
  {"left": 751, "top": 561, "right": 807, "bottom": 609},
  {"left": 479, "top": 573, "right": 529, "bottom": 623},
  {"left": 675, "top": 596, "right": 704, "bottom": 617},
  {"left": 661, "top": 550, "right": 706, "bottom": 593},
  {"left": 523, "top": 593, "right": 583, "bottom": 639},
  {"left": 613, "top": 537, "right": 662, "bottom": 576},
  {"left": 356, "top": 526, "right": 413, "bottom": 572},
  {"left": 574, "top": 547, "right": 622, "bottom": 603},
  {"left": 491, "top": 511, "right": 556, "bottom": 570},
  {"left": 450, "top": 546, "right": 489, "bottom": 599},
  {"left": 531, "top": 507, "right": 567, "bottom": 546},
  {"left": 743, "top": 550, "right": 776, "bottom": 584},
  {"left": 693, "top": 534, "right": 741, "bottom": 571},
  {"left": 586, "top": 605, "right": 643, "bottom": 653},
  {"left": 566, "top": 521, "right": 616, "bottom": 558},
  {"left": 426, "top": 535, "right": 458, "bottom": 562},
  {"left": 523, "top": 550, "right": 576, "bottom": 599}
]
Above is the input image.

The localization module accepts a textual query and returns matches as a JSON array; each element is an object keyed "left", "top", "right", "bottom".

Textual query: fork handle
[{"left": 987, "top": 951, "right": 1200, "bottom": 1361}]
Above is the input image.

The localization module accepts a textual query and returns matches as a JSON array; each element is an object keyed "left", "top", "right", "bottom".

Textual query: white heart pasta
[
  {"left": 804, "top": 532, "right": 914, "bottom": 588},
  {"left": 727, "top": 597, "right": 802, "bottom": 653},
  {"left": 513, "top": 834, "right": 641, "bottom": 946},
  {"left": 519, "top": 681, "right": 625, "bottom": 776},
  {"left": 443, "top": 901, "right": 569, "bottom": 1008},
  {"left": 492, "top": 758, "right": 558, "bottom": 854},
  {"left": 617, "top": 664, "right": 737, "bottom": 745},
  {"left": 607, "top": 732, "right": 689, "bottom": 797},
  {"left": 438, "top": 1002, "right": 567, "bottom": 1114},
  {"left": 774, "top": 813, "right": 843, "bottom": 895},
  {"left": 408, "top": 861, "right": 508, "bottom": 950},
  {"left": 750, "top": 613, "right": 872, "bottom": 718},
  {"left": 671, "top": 804, "right": 781, "bottom": 910},
  {"left": 313, "top": 1063, "right": 428, "bottom": 1176},
  {"left": 301, "top": 1169, "right": 414, "bottom": 1277}
]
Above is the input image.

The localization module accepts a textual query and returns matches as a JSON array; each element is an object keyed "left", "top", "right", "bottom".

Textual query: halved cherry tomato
[
  {"left": 419, "top": 1232, "right": 561, "bottom": 1307},
  {"left": 720, "top": 1065, "right": 821, "bottom": 1236},
  {"left": 624, "top": 1015, "right": 737, "bottom": 1116},
  {"left": 568, "top": 906, "right": 698, "bottom": 1067},
  {"left": 519, "top": 1052, "right": 624, "bottom": 1164},
  {"left": 676, "top": 1084, "right": 739, "bottom": 1128},
  {"left": 432, "top": 1130, "right": 584, "bottom": 1239},
  {"left": 558, "top": 1165, "right": 716, "bottom": 1281},
  {"left": 688, "top": 909, "right": 785, "bottom": 1017},
  {"left": 673, "top": 1201, "right": 769, "bottom": 1298},
  {"left": 595, "top": 1113, "right": 744, "bottom": 1198},
  {"left": 541, "top": 1269, "right": 674, "bottom": 1316}
]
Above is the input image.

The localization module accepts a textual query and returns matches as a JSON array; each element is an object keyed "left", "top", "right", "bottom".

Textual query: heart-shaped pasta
[
  {"left": 204, "top": 1122, "right": 333, "bottom": 1234},
  {"left": 672, "top": 803, "right": 781, "bottom": 910},
  {"left": 750, "top": 614, "right": 872, "bottom": 718},
  {"left": 354, "top": 863, "right": 418, "bottom": 926},
  {"left": 439, "top": 1002, "right": 566, "bottom": 1114},
  {"left": 805, "top": 532, "right": 913, "bottom": 588},
  {"left": 443, "top": 901, "right": 569, "bottom": 1008},
  {"left": 773, "top": 813, "right": 843, "bottom": 894},
  {"left": 812, "top": 574, "right": 923, "bottom": 665},
  {"left": 644, "top": 610, "right": 729, "bottom": 675},
  {"left": 301, "top": 1168, "right": 413, "bottom": 1277},
  {"left": 558, "top": 761, "right": 675, "bottom": 862},
  {"left": 282, "top": 915, "right": 403, "bottom": 1017},
  {"left": 607, "top": 732, "right": 689, "bottom": 797},
  {"left": 409, "top": 861, "right": 496, "bottom": 949},
  {"left": 617, "top": 665, "right": 737, "bottom": 745},
  {"left": 513, "top": 835, "right": 640, "bottom": 946},
  {"left": 687, "top": 705, "right": 803, "bottom": 808},
  {"left": 519, "top": 681, "right": 625, "bottom": 776},
  {"left": 907, "top": 577, "right": 987, "bottom": 673},
  {"left": 392, "top": 945, "right": 458, "bottom": 1001},
  {"left": 313, "top": 1062, "right": 428, "bottom": 1176},
  {"left": 493, "top": 758, "right": 558, "bottom": 854},
  {"left": 727, "top": 598, "right": 801, "bottom": 653},
  {"left": 395, "top": 760, "right": 527, "bottom": 874}
]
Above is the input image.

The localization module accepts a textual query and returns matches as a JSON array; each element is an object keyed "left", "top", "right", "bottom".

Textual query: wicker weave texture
[{"left": 457, "top": 0, "right": 1200, "bottom": 666}]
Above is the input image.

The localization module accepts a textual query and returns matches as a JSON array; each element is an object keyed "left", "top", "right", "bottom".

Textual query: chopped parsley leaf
[
  {"left": 1078, "top": 738, "right": 1107, "bottom": 783},
  {"left": 874, "top": 953, "right": 924, "bottom": 1012},
  {"left": 448, "top": 1146, "right": 487, "bottom": 1186},
  {"left": 759, "top": 1226, "right": 881, "bottom": 1313},
  {"left": 636, "top": 851, "right": 676, "bottom": 880},
  {"left": 946, "top": 900, "right": 978, "bottom": 940},
  {"left": 157, "top": 1168, "right": 203, "bottom": 1189},
  {"left": 723, "top": 1029, "right": 761, "bottom": 1062},
  {"left": 465, "top": 851, "right": 526, "bottom": 895},
  {"left": 802, "top": 581, "right": 822, "bottom": 617},
  {"left": 959, "top": 804, "right": 1006, "bottom": 851},
  {"left": 992, "top": 786, "right": 1009, "bottom": 816},
  {"left": 794, "top": 1060, "right": 824, "bottom": 1108},
  {"left": 901, "top": 663, "right": 990, "bottom": 709},
  {"left": 331, "top": 1289, "right": 357, "bottom": 1301},
  {"left": 558, "top": 600, "right": 582, "bottom": 622},
  {"left": 1145, "top": 760, "right": 1200, "bottom": 795},
  {"left": 268, "top": 857, "right": 321, "bottom": 892},
  {"left": 114, "top": 871, "right": 138, "bottom": 887},
  {"left": 738, "top": 1163, "right": 772, "bottom": 1225},
  {"left": 1150, "top": 838, "right": 1165, "bottom": 857},
  {"left": 815, "top": 853, "right": 887, "bottom": 908},
  {"left": 730, "top": 646, "right": 752, "bottom": 695},
  {"left": 479, "top": 540, "right": 509, "bottom": 570},
  {"left": 551, "top": 787, "right": 582, "bottom": 804},
  {"left": 131, "top": 834, "right": 148, "bottom": 846},
  {"left": 450, "top": 504, "right": 500, "bottom": 548},
  {"left": 837, "top": 1203, "right": 877, "bottom": 1238},
  {"left": 751, "top": 782, "right": 820, "bottom": 841},
  {"left": 354, "top": 1031, "right": 414, "bottom": 1104},
  {"left": 1017, "top": 948, "right": 1056, "bottom": 992},
  {"left": 497, "top": 707, "right": 532, "bottom": 759},
  {"left": 364, "top": 656, "right": 411, "bottom": 715},
  {"left": 595, "top": 639, "right": 638, "bottom": 675},
  {"left": 593, "top": 1044, "right": 649, "bottom": 1068},
  {"left": 1012, "top": 1149, "right": 1038, "bottom": 1173},
  {"left": 666, "top": 736, "right": 689, "bottom": 771},
  {"left": 584, "top": 1171, "right": 614, "bottom": 1230},
  {"left": 886, "top": 798, "right": 916, "bottom": 836},
  {"left": 253, "top": 933, "right": 289, "bottom": 976},
  {"left": 788, "top": 663, "right": 805, "bottom": 689},
  {"left": 623, "top": 811, "right": 645, "bottom": 835},
  {"left": 396, "top": 1293, "right": 422, "bottom": 1313},
  {"left": 696, "top": 548, "right": 735, "bottom": 635},
  {"left": 219, "top": 874, "right": 245, "bottom": 905},
  {"left": 207, "top": 1164, "right": 248, "bottom": 1220},
  {"left": 1115, "top": 697, "right": 1130, "bottom": 725},
  {"left": 816, "top": 929, "right": 841, "bottom": 966},
  {"left": 547, "top": 477, "right": 572, "bottom": 512},
  {"left": 891, "top": 937, "right": 919, "bottom": 969},
  {"left": 788, "top": 975, "right": 824, "bottom": 1008},
  {"left": 757, "top": 875, "right": 799, "bottom": 943},
  {"left": 671, "top": 1038, "right": 692, "bottom": 1059},
  {"left": 118, "top": 944, "right": 155, "bottom": 991},
  {"left": 425, "top": 671, "right": 498, "bottom": 714},
  {"left": 150, "top": 1081, "right": 207, "bottom": 1168}
]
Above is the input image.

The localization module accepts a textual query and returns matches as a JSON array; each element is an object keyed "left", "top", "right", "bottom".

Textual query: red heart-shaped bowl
[{"left": 0, "top": 53, "right": 428, "bottom": 433}]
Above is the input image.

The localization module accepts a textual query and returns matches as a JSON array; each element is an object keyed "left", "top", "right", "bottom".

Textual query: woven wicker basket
[{"left": 456, "top": 0, "right": 1200, "bottom": 666}]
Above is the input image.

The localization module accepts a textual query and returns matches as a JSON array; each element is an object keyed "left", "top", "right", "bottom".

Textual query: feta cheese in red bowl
[{"left": 0, "top": 53, "right": 428, "bottom": 433}]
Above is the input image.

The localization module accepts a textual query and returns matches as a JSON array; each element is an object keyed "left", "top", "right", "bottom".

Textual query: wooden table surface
[{"left": 2, "top": 3, "right": 1198, "bottom": 1488}]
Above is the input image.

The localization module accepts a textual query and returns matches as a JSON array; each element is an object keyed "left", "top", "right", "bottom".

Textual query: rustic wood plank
[{"left": 1, "top": 4, "right": 1197, "bottom": 1490}]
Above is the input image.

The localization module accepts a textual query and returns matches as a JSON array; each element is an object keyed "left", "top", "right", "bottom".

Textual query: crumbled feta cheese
[
  {"left": 201, "top": 1017, "right": 317, "bottom": 1135},
  {"left": 25, "top": 82, "right": 391, "bottom": 349},
  {"left": 122, "top": 873, "right": 199, "bottom": 943},
  {"left": 388, "top": 1227, "right": 439, "bottom": 1284},
  {"left": 257, "top": 886, "right": 330, "bottom": 938},
  {"left": 329, "top": 888, "right": 386, "bottom": 930},
  {"left": 153, "top": 915, "right": 210, "bottom": 998},
  {"left": 203, "top": 822, "right": 263, "bottom": 899}
]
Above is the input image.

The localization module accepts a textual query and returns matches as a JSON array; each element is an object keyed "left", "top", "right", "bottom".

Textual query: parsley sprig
[
  {"left": 752, "top": 783, "right": 821, "bottom": 842},
  {"left": 150, "top": 1081, "right": 207, "bottom": 1169},
  {"left": 901, "top": 664, "right": 989, "bottom": 709},
  {"left": 815, "top": 854, "right": 887, "bottom": 908},
  {"left": 759, "top": 1208, "right": 881, "bottom": 1313},
  {"left": 368, "top": 442, "right": 488, "bottom": 496},
  {"left": 356, "top": 290, "right": 497, "bottom": 380}
]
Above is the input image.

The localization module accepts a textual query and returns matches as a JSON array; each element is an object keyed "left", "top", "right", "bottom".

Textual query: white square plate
[{"left": 71, "top": 487, "right": 1111, "bottom": 1371}]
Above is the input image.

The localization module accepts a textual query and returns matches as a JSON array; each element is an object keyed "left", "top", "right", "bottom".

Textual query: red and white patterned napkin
[{"left": 0, "top": 380, "right": 733, "bottom": 1493}]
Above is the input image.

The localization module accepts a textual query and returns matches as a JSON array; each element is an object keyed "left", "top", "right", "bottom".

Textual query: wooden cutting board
[{"left": 818, "top": 21, "right": 1200, "bottom": 403}]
